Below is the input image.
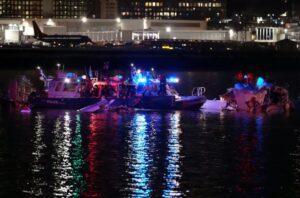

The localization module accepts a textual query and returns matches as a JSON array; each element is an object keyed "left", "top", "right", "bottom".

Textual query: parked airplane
[{"left": 32, "top": 21, "right": 93, "bottom": 46}]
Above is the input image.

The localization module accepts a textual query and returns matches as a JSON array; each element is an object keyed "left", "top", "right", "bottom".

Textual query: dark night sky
[{"left": 227, "top": 0, "right": 289, "bottom": 16}]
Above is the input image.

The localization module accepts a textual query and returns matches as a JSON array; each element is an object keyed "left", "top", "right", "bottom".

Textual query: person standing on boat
[
  {"left": 123, "top": 77, "right": 136, "bottom": 98},
  {"left": 102, "top": 61, "right": 110, "bottom": 80},
  {"left": 158, "top": 75, "right": 167, "bottom": 96}
]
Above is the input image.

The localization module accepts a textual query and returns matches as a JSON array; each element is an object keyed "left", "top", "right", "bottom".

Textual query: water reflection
[
  {"left": 124, "top": 112, "right": 184, "bottom": 197},
  {"left": 52, "top": 112, "right": 73, "bottom": 197},
  {"left": 23, "top": 112, "right": 46, "bottom": 196},
  {"left": 163, "top": 112, "right": 183, "bottom": 197},
  {"left": 126, "top": 113, "right": 152, "bottom": 197},
  {"left": 11, "top": 110, "right": 300, "bottom": 197},
  {"left": 233, "top": 114, "right": 264, "bottom": 196},
  {"left": 291, "top": 127, "right": 300, "bottom": 195},
  {"left": 71, "top": 114, "right": 85, "bottom": 197}
]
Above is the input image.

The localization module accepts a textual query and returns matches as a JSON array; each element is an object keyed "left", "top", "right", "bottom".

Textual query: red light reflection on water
[
  {"left": 233, "top": 116, "right": 264, "bottom": 196},
  {"left": 82, "top": 112, "right": 120, "bottom": 197}
]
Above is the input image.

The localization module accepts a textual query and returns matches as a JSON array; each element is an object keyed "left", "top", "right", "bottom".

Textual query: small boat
[
  {"left": 220, "top": 73, "right": 292, "bottom": 113},
  {"left": 29, "top": 69, "right": 122, "bottom": 109},
  {"left": 29, "top": 64, "right": 206, "bottom": 111}
]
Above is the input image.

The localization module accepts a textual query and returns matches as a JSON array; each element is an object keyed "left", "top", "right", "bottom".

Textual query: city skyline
[{"left": 0, "top": 0, "right": 297, "bottom": 19}]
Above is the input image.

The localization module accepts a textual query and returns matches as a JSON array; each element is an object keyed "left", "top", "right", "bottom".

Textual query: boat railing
[{"left": 192, "top": 87, "right": 206, "bottom": 96}]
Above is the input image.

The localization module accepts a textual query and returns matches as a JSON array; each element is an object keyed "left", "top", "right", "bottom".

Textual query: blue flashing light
[
  {"left": 234, "top": 83, "right": 244, "bottom": 90},
  {"left": 167, "top": 77, "right": 179, "bottom": 83},
  {"left": 256, "top": 76, "right": 265, "bottom": 89},
  {"left": 137, "top": 77, "right": 147, "bottom": 84},
  {"left": 66, "top": 73, "right": 74, "bottom": 78},
  {"left": 117, "top": 75, "right": 123, "bottom": 79}
]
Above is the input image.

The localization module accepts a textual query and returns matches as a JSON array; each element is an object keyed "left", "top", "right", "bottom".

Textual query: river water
[
  {"left": 0, "top": 109, "right": 300, "bottom": 197},
  {"left": 0, "top": 68, "right": 300, "bottom": 197}
]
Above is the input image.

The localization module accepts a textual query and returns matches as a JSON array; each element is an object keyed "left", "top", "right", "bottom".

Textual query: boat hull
[
  {"left": 29, "top": 95, "right": 206, "bottom": 111},
  {"left": 131, "top": 95, "right": 206, "bottom": 110},
  {"left": 29, "top": 98, "right": 100, "bottom": 109}
]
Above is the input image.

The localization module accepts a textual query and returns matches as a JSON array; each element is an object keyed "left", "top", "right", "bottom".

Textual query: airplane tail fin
[{"left": 32, "top": 21, "right": 46, "bottom": 37}]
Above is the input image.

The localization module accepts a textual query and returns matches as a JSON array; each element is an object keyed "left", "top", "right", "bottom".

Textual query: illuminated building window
[
  {"left": 0, "top": 0, "right": 42, "bottom": 18},
  {"left": 119, "top": 0, "right": 226, "bottom": 20}
]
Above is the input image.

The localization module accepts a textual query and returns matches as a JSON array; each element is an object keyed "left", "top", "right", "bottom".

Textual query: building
[
  {"left": 0, "top": 0, "right": 101, "bottom": 19},
  {"left": 0, "top": 0, "right": 43, "bottom": 18},
  {"left": 290, "top": 0, "right": 300, "bottom": 18},
  {"left": 100, "top": 0, "right": 118, "bottom": 19},
  {"left": 53, "top": 0, "right": 100, "bottom": 19},
  {"left": 119, "top": 0, "right": 226, "bottom": 20}
]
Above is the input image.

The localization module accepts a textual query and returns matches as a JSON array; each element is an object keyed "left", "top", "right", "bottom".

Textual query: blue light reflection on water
[
  {"left": 126, "top": 113, "right": 152, "bottom": 197},
  {"left": 163, "top": 112, "right": 183, "bottom": 197}
]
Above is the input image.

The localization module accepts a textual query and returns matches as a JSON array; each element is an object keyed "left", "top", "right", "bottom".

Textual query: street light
[
  {"left": 166, "top": 26, "right": 171, "bottom": 33},
  {"left": 46, "top": 18, "right": 55, "bottom": 26},
  {"left": 116, "top": 17, "right": 121, "bottom": 23},
  {"left": 81, "top": 17, "right": 87, "bottom": 23},
  {"left": 57, "top": 63, "right": 61, "bottom": 72}
]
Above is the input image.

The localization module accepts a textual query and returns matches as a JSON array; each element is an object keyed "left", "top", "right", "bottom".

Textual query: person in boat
[
  {"left": 143, "top": 72, "right": 154, "bottom": 96},
  {"left": 158, "top": 75, "right": 167, "bottom": 96},
  {"left": 92, "top": 85, "right": 100, "bottom": 97},
  {"left": 107, "top": 85, "right": 116, "bottom": 97},
  {"left": 102, "top": 61, "right": 110, "bottom": 80},
  {"left": 246, "top": 97, "right": 261, "bottom": 113},
  {"left": 269, "top": 84, "right": 291, "bottom": 112},
  {"left": 121, "top": 77, "right": 136, "bottom": 99},
  {"left": 100, "top": 85, "right": 110, "bottom": 98}
]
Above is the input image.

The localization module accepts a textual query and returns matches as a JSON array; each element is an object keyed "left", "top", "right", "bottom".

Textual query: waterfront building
[
  {"left": 119, "top": 0, "right": 226, "bottom": 20},
  {"left": 0, "top": 18, "right": 288, "bottom": 44},
  {"left": 255, "top": 27, "right": 283, "bottom": 43}
]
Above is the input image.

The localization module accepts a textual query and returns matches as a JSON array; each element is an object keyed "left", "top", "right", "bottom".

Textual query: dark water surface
[{"left": 0, "top": 109, "right": 300, "bottom": 197}]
